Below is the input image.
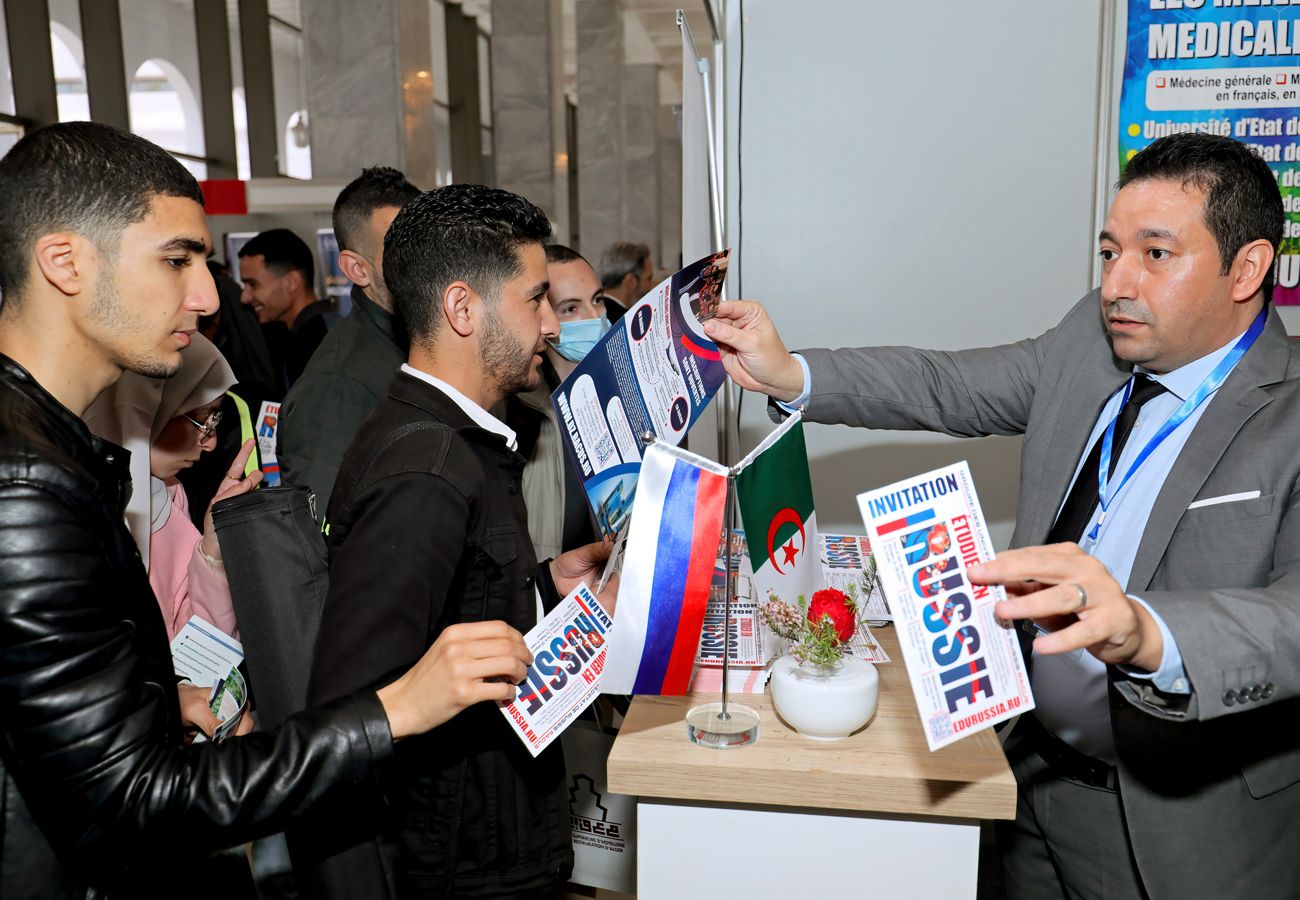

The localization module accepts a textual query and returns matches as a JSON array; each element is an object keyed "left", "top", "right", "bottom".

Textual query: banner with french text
[{"left": 1119, "top": 2, "right": 1300, "bottom": 304}]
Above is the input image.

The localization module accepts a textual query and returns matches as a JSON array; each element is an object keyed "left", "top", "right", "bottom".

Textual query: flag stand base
[{"left": 684, "top": 702, "right": 760, "bottom": 749}]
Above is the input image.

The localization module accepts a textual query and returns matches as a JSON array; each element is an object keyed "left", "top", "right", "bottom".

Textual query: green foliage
[
  {"left": 792, "top": 614, "right": 845, "bottom": 668},
  {"left": 759, "top": 592, "right": 852, "bottom": 669}
]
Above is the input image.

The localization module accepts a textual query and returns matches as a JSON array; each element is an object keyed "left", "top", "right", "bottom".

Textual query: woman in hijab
[{"left": 85, "top": 334, "right": 262, "bottom": 641}]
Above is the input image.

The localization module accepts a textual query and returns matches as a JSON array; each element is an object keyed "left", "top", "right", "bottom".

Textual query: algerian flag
[{"left": 734, "top": 412, "right": 819, "bottom": 607}]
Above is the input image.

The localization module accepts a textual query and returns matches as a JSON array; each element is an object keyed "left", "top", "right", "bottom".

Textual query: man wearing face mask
[{"left": 507, "top": 244, "right": 607, "bottom": 561}]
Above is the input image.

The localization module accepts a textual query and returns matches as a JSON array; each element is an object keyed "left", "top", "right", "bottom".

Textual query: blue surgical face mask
[{"left": 550, "top": 315, "right": 610, "bottom": 362}]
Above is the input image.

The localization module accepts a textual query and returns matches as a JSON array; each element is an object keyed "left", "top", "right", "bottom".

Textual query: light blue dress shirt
[{"left": 785, "top": 331, "right": 1248, "bottom": 761}]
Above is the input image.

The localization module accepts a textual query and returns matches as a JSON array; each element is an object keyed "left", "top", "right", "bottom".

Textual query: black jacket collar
[
  {"left": 350, "top": 284, "right": 408, "bottom": 351},
  {"left": 0, "top": 353, "right": 133, "bottom": 511},
  {"left": 387, "top": 367, "right": 519, "bottom": 459}
]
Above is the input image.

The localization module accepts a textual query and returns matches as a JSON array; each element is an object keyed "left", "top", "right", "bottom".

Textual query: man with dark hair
[
  {"left": 238, "top": 227, "right": 330, "bottom": 388},
  {"left": 309, "top": 185, "right": 615, "bottom": 898},
  {"left": 277, "top": 166, "right": 421, "bottom": 507},
  {"left": 705, "top": 132, "right": 1300, "bottom": 898},
  {"left": 0, "top": 122, "right": 532, "bottom": 899},
  {"left": 598, "top": 239, "right": 654, "bottom": 321},
  {"left": 507, "top": 243, "right": 604, "bottom": 560}
]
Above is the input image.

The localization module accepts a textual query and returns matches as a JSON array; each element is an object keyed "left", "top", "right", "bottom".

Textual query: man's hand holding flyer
[
  {"left": 500, "top": 583, "right": 613, "bottom": 757},
  {"left": 858, "top": 461, "right": 1034, "bottom": 750}
]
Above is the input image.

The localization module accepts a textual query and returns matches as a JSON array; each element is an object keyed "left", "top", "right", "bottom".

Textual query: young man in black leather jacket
[{"left": 0, "top": 122, "right": 537, "bottom": 899}]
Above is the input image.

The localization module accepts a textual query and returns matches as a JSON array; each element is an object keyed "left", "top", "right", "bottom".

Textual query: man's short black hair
[
  {"left": 545, "top": 244, "right": 589, "bottom": 266},
  {"left": 1120, "top": 133, "right": 1283, "bottom": 301},
  {"left": 332, "top": 166, "right": 421, "bottom": 255},
  {"left": 238, "top": 228, "right": 316, "bottom": 284},
  {"left": 599, "top": 241, "right": 651, "bottom": 290},
  {"left": 385, "top": 184, "right": 552, "bottom": 345},
  {"left": 0, "top": 121, "right": 204, "bottom": 300}
]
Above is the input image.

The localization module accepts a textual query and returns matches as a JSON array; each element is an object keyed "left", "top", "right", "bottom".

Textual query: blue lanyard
[{"left": 1089, "top": 307, "right": 1268, "bottom": 543}]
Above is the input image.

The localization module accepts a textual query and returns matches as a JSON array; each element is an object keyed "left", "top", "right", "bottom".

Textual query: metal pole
[
  {"left": 697, "top": 58, "right": 724, "bottom": 259},
  {"left": 720, "top": 472, "right": 735, "bottom": 719},
  {"left": 697, "top": 55, "right": 732, "bottom": 470}
]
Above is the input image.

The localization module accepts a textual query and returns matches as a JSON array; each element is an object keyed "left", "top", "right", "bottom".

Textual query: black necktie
[{"left": 1046, "top": 376, "right": 1168, "bottom": 544}]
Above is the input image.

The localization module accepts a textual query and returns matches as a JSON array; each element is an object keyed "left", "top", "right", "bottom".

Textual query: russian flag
[{"left": 602, "top": 442, "right": 728, "bottom": 695}]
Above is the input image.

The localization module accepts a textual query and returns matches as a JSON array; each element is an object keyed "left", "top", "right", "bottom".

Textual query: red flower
[{"left": 807, "top": 588, "right": 855, "bottom": 643}]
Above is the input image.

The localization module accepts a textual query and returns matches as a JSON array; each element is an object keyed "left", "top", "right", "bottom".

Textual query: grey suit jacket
[{"left": 800, "top": 291, "right": 1300, "bottom": 899}]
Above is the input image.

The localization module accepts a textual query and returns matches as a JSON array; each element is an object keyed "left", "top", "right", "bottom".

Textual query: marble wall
[
  {"left": 302, "top": 0, "right": 438, "bottom": 187},
  {"left": 397, "top": 0, "right": 437, "bottom": 187},
  {"left": 491, "top": 0, "right": 566, "bottom": 231},
  {"left": 622, "top": 62, "right": 659, "bottom": 257},
  {"left": 575, "top": 0, "right": 624, "bottom": 256},
  {"left": 658, "top": 104, "right": 682, "bottom": 271}
]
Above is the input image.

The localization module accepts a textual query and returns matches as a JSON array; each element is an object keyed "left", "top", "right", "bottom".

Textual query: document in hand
[
  {"left": 207, "top": 666, "right": 249, "bottom": 743},
  {"left": 501, "top": 583, "right": 613, "bottom": 757},
  {"left": 551, "top": 249, "right": 730, "bottom": 539},
  {"left": 171, "top": 615, "right": 244, "bottom": 689},
  {"left": 858, "top": 462, "right": 1034, "bottom": 751}
]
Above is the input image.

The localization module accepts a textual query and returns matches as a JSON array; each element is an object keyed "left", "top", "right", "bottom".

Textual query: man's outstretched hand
[
  {"left": 702, "top": 300, "right": 805, "bottom": 401},
  {"left": 971, "top": 542, "right": 1164, "bottom": 671}
]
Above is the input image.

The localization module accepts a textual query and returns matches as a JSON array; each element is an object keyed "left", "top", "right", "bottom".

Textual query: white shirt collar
[{"left": 400, "top": 363, "right": 517, "bottom": 451}]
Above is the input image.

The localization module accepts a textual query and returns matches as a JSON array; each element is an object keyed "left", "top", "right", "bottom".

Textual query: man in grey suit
[{"left": 702, "top": 132, "right": 1300, "bottom": 899}]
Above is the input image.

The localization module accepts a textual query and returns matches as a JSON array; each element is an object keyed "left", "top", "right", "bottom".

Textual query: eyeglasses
[{"left": 182, "top": 410, "right": 223, "bottom": 440}]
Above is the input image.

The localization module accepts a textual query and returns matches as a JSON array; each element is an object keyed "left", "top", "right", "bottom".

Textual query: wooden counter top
[{"left": 606, "top": 627, "right": 1017, "bottom": 821}]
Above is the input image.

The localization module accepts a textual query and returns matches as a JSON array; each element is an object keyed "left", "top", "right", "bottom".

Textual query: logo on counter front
[{"left": 569, "top": 774, "right": 625, "bottom": 846}]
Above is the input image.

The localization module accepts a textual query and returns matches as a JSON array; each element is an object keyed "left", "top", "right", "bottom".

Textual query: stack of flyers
[
  {"left": 820, "top": 533, "right": 891, "bottom": 621},
  {"left": 845, "top": 625, "right": 892, "bottom": 664},
  {"left": 688, "top": 530, "right": 898, "bottom": 693},
  {"left": 695, "top": 564, "right": 762, "bottom": 668},
  {"left": 690, "top": 529, "right": 767, "bottom": 692},
  {"left": 203, "top": 666, "right": 248, "bottom": 744},
  {"left": 858, "top": 461, "right": 1034, "bottom": 751},
  {"left": 500, "top": 584, "right": 612, "bottom": 757},
  {"left": 690, "top": 529, "right": 896, "bottom": 691},
  {"left": 689, "top": 665, "right": 771, "bottom": 693}
]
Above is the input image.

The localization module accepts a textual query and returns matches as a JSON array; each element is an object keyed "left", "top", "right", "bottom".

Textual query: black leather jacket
[{"left": 0, "top": 354, "right": 395, "bottom": 899}]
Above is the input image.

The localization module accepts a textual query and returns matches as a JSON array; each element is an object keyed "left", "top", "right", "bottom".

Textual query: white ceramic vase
[{"left": 769, "top": 655, "right": 879, "bottom": 741}]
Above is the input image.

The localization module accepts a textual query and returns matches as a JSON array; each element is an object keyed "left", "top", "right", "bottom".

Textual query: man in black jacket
[
  {"left": 278, "top": 166, "right": 420, "bottom": 509},
  {"left": 0, "top": 122, "right": 533, "bottom": 899},
  {"left": 309, "top": 185, "right": 615, "bottom": 898}
]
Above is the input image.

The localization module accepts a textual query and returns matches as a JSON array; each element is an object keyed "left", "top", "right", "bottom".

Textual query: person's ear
[
  {"left": 283, "top": 268, "right": 306, "bottom": 296},
  {"left": 337, "top": 249, "right": 372, "bottom": 288},
  {"left": 1230, "top": 239, "right": 1275, "bottom": 303},
  {"left": 443, "top": 281, "right": 476, "bottom": 337},
  {"left": 621, "top": 271, "right": 637, "bottom": 294},
  {"left": 33, "top": 232, "right": 89, "bottom": 298}
]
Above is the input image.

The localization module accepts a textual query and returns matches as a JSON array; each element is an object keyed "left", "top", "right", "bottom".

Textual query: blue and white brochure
[{"left": 551, "top": 250, "right": 730, "bottom": 539}]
